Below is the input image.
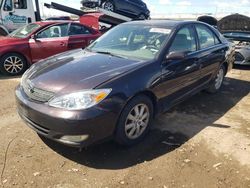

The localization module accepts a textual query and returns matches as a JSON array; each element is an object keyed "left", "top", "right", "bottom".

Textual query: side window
[
  {"left": 14, "top": 0, "right": 27, "bottom": 9},
  {"left": 169, "top": 26, "right": 197, "bottom": 53},
  {"left": 37, "top": 24, "right": 69, "bottom": 39},
  {"left": 195, "top": 25, "right": 220, "bottom": 49},
  {"left": 68, "top": 24, "right": 91, "bottom": 36},
  {"left": 4, "top": 0, "right": 13, "bottom": 11}
]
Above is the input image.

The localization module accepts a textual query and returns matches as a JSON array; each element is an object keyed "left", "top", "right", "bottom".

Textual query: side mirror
[
  {"left": 166, "top": 51, "right": 187, "bottom": 61},
  {"left": 30, "top": 34, "right": 37, "bottom": 40}
]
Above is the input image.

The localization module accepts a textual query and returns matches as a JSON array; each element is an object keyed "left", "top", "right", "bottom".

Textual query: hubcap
[
  {"left": 104, "top": 2, "right": 114, "bottom": 11},
  {"left": 3, "top": 56, "right": 23, "bottom": 74},
  {"left": 215, "top": 68, "right": 224, "bottom": 90},
  {"left": 125, "top": 104, "right": 150, "bottom": 140}
]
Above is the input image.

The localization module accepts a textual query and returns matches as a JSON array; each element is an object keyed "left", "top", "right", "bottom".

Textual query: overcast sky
[{"left": 39, "top": 0, "right": 250, "bottom": 18}]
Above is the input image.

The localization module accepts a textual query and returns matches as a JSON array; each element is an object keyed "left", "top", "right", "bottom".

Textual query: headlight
[{"left": 48, "top": 89, "right": 112, "bottom": 110}]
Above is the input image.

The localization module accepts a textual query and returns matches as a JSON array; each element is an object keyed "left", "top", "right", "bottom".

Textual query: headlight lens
[{"left": 48, "top": 89, "right": 112, "bottom": 110}]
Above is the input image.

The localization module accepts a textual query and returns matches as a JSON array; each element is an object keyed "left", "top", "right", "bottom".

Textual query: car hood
[
  {"left": 25, "top": 49, "right": 146, "bottom": 94},
  {"left": 0, "top": 36, "right": 24, "bottom": 46}
]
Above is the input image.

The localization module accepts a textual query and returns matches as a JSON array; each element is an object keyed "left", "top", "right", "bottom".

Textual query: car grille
[
  {"left": 22, "top": 81, "right": 54, "bottom": 103},
  {"left": 235, "top": 52, "right": 245, "bottom": 62}
]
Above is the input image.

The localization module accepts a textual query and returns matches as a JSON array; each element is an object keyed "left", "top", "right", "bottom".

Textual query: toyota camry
[{"left": 16, "top": 20, "right": 234, "bottom": 148}]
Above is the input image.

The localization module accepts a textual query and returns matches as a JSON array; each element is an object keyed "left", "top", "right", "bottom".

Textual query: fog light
[{"left": 60, "top": 135, "right": 89, "bottom": 142}]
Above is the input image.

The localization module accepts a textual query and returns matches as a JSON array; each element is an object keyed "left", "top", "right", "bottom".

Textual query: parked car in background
[
  {"left": 223, "top": 31, "right": 250, "bottom": 65},
  {"left": 0, "top": 21, "right": 101, "bottom": 76},
  {"left": 81, "top": 0, "right": 150, "bottom": 19},
  {"left": 16, "top": 20, "right": 234, "bottom": 148}
]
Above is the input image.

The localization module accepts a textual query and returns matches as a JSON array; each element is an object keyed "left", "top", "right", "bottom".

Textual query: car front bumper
[{"left": 15, "top": 85, "right": 119, "bottom": 147}]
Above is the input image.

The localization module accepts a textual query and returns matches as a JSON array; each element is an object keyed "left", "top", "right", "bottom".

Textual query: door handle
[{"left": 185, "top": 63, "right": 198, "bottom": 71}]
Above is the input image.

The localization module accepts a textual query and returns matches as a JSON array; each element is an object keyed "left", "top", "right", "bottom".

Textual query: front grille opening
[{"left": 22, "top": 83, "right": 54, "bottom": 103}]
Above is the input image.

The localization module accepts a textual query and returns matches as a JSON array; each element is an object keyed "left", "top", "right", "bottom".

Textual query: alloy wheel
[
  {"left": 125, "top": 103, "right": 150, "bottom": 140},
  {"left": 3, "top": 56, "right": 24, "bottom": 74}
]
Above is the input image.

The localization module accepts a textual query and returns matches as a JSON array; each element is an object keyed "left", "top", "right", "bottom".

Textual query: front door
[
  {"left": 29, "top": 23, "right": 69, "bottom": 62},
  {"left": 158, "top": 25, "right": 201, "bottom": 108}
]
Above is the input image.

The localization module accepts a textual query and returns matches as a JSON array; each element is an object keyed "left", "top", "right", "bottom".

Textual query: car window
[
  {"left": 195, "top": 25, "right": 220, "bottom": 49},
  {"left": 68, "top": 24, "right": 91, "bottom": 36},
  {"left": 4, "top": 0, "right": 12, "bottom": 11},
  {"left": 9, "top": 23, "right": 40, "bottom": 38},
  {"left": 169, "top": 26, "right": 197, "bottom": 53},
  {"left": 37, "top": 24, "right": 69, "bottom": 39},
  {"left": 14, "top": 0, "right": 27, "bottom": 9}
]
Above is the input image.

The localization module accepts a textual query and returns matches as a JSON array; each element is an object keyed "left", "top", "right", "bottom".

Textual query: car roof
[{"left": 122, "top": 20, "right": 204, "bottom": 28}]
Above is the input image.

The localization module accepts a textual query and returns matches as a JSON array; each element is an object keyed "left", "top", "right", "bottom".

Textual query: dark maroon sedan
[
  {"left": 16, "top": 20, "right": 234, "bottom": 148},
  {"left": 0, "top": 21, "right": 101, "bottom": 76}
]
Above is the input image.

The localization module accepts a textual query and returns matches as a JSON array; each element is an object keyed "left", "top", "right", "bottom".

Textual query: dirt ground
[{"left": 0, "top": 66, "right": 249, "bottom": 188}]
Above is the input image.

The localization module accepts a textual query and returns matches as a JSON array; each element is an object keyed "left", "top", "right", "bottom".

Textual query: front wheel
[
  {"left": 205, "top": 65, "right": 225, "bottom": 93},
  {"left": 0, "top": 53, "right": 28, "bottom": 76},
  {"left": 115, "top": 95, "right": 153, "bottom": 146}
]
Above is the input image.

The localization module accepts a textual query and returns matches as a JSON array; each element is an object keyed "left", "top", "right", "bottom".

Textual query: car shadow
[
  {"left": 40, "top": 76, "right": 250, "bottom": 170},
  {"left": 0, "top": 74, "right": 21, "bottom": 80}
]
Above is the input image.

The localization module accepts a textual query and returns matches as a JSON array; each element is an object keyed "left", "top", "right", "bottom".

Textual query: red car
[{"left": 0, "top": 21, "right": 101, "bottom": 76}]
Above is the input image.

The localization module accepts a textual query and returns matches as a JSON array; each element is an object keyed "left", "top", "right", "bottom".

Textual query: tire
[
  {"left": 0, "top": 28, "right": 8, "bottom": 36},
  {"left": 102, "top": 0, "right": 115, "bottom": 12},
  {"left": 0, "top": 53, "right": 28, "bottom": 76},
  {"left": 115, "top": 95, "right": 153, "bottom": 146},
  {"left": 205, "top": 64, "right": 226, "bottom": 93}
]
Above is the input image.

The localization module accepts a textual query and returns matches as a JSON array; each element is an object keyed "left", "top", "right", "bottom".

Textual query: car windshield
[
  {"left": 223, "top": 32, "right": 250, "bottom": 39},
  {"left": 87, "top": 24, "right": 171, "bottom": 61},
  {"left": 9, "top": 23, "right": 41, "bottom": 38}
]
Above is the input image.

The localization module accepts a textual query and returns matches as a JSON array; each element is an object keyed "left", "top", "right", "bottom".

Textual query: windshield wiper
[{"left": 95, "top": 51, "right": 127, "bottom": 59}]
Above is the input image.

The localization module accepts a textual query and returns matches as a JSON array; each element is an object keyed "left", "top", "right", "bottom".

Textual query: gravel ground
[{"left": 0, "top": 66, "right": 249, "bottom": 188}]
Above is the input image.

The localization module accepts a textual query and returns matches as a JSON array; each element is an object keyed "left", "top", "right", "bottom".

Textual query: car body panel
[{"left": 25, "top": 49, "right": 146, "bottom": 94}]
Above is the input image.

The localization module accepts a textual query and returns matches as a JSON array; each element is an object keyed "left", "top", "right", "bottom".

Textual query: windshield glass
[
  {"left": 9, "top": 23, "right": 41, "bottom": 38},
  {"left": 88, "top": 24, "right": 172, "bottom": 61}
]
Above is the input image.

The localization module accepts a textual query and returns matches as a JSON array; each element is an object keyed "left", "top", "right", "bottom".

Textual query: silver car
[{"left": 223, "top": 31, "right": 250, "bottom": 65}]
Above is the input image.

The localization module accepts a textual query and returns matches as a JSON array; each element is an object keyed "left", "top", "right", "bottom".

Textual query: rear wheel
[
  {"left": 0, "top": 53, "right": 28, "bottom": 76},
  {"left": 115, "top": 95, "right": 153, "bottom": 146},
  {"left": 102, "top": 0, "right": 115, "bottom": 12},
  {"left": 206, "top": 64, "right": 225, "bottom": 93}
]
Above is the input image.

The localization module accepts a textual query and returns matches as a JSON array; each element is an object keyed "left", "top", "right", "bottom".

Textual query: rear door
[
  {"left": 159, "top": 25, "right": 201, "bottom": 108},
  {"left": 29, "top": 23, "right": 69, "bottom": 62},
  {"left": 68, "top": 23, "right": 98, "bottom": 50},
  {"left": 194, "top": 24, "right": 227, "bottom": 84}
]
